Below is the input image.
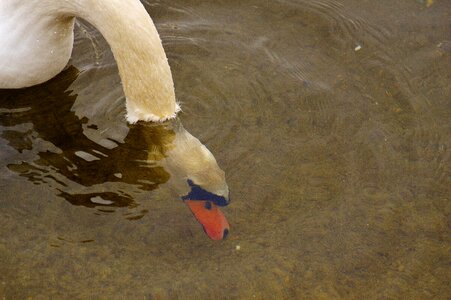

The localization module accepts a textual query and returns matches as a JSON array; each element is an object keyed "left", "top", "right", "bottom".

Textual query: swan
[
  {"left": 0, "top": 1, "right": 230, "bottom": 239},
  {"left": 0, "top": 0, "right": 179, "bottom": 123}
]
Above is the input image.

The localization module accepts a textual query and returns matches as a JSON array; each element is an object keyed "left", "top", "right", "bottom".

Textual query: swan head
[
  {"left": 158, "top": 119, "right": 231, "bottom": 240},
  {"left": 178, "top": 147, "right": 230, "bottom": 240}
]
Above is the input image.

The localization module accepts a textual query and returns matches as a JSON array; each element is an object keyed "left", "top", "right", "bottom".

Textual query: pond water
[{"left": 0, "top": 0, "right": 450, "bottom": 298}]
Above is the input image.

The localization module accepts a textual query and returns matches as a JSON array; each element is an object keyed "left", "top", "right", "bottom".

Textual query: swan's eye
[{"left": 204, "top": 201, "right": 212, "bottom": 210}]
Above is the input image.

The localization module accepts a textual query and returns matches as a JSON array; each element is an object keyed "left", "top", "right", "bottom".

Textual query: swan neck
[{"left": 64, "top": 0, "right": 178, "bottom": 122}]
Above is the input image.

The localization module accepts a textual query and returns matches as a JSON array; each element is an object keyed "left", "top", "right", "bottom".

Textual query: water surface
[{"left": 1, "top": 0, "right": 450, "bottom": 298}]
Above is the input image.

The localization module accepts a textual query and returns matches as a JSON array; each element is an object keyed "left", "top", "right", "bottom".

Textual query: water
[{"left": 1, "top": 0, "right": 450, "bottom": 298}]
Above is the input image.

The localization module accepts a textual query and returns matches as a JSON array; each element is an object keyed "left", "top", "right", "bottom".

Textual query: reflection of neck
[{"left": 58, "top": 0, "right": 178, "bottom": 122}]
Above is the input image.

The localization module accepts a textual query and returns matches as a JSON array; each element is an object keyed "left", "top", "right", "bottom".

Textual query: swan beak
[{"left": 184, "top": 200, "right": 230, "bottom": 240}]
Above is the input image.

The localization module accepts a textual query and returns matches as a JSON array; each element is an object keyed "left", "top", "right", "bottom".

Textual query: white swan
[
  {"left": 0, "top": 2, "right": 231, "bottom": 239},
  {"left": 0, "top": 0, "right": 180, "bottom": 123}
]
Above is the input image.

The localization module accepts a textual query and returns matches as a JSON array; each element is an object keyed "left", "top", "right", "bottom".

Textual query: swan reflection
[{"left": 0, "top": 66, "right": 230, "bottom": 240}]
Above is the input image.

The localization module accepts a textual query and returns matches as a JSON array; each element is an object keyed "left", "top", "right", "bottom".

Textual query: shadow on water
[{"left": 0, "top": 67, "right": 169, "bottom": 210}]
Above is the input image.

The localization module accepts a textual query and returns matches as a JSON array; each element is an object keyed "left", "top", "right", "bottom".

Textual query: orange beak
[{"left": 184, "top": 200, "right": 230, "bottom": 240}]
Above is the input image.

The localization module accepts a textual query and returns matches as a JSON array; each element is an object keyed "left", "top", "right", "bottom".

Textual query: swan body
[{"left": 0, "top": 0, "right": 180, "bottom": 122}]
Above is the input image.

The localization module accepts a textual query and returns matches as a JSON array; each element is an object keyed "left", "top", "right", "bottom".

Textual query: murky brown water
[{"left": 1, "top": 0, "right": 450, "bottom": 298}]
